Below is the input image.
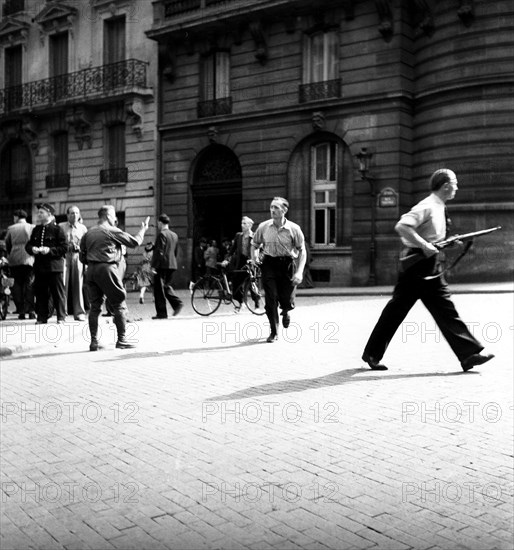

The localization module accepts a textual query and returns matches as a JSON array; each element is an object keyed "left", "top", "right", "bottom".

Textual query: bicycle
[{"left": 191, "top": 261, "right": 265, "bottom": 316}]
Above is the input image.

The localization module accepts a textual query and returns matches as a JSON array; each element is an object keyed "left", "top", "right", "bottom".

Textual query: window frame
[
  {"left": 311, "top": 141, "right": 338, "bottom": 248},
  {"left": 303, "top": 29, "right": 339, "bottom": 85}
]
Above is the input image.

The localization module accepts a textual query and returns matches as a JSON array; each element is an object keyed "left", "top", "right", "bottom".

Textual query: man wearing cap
[
  {"left": 150, "top": 213, "right": 183, "bottom": 319},
  {"left": 5, "top": 209, "right": 35, "bottom": 319},
  {"left": 25, "top": 203, "right": 67, "bottom": 324},
  {"left": 80, "top": 205, "right": 149, "bottom": 350},
  {"left": 59, "top": 205, "right": 88, "bottom": 321},
  {"left": 251, "top": 197, "right": 306, "bottom": 342}
]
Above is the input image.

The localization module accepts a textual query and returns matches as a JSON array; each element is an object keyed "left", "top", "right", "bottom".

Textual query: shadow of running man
[{"left": 207, "top": 368, "right": 469, "bottom": 401}]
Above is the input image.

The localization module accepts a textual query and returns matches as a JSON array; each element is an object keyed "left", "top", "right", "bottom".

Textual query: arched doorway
[
  {"left": 191, "top": 144, "right": 242, "bottom": 246},
  {"left": 0, "top": 139, "right": 33, "bottom": 229}
]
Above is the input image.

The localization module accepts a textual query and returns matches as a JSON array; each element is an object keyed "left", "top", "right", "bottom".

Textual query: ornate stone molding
[
  {"left": 375, "top": 0, "right": 394, "bottom": 42},
  {"left": 125, "top": 98, "right": 144, "bottom": 140},
  {"left": 66, "top": 107, "right": 93, "bottom": 150},
  {"left": 35, "top": 2, "right": 77, "bottom": 35},
  {"left": 207, "top": 126, "right": 219, "bottom": 143},
  {"left": 312, "top": 111, "right": 326, "bottom": 131},
  {"left": 21, "top": 116, "right": 40, "bottom": 153},
  {"left": 411, "top": 0, "right": 435, "bottom": 37},
  {"left": 458, "top": 0, "right": 474, "bottom": 27},
  {"left": 249, "top": 21, "right": 268, "bottom": 65},
  {"left": 0, "top": 17, "right": 30, "bottom": 47}
]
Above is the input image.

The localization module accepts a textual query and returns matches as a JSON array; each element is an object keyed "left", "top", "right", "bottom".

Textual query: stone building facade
[
  {"left": 0, "top": 0, "right": 158, "bottom": 272},
  {"left": 147, "top": 0, "right": 513, "bottom": 287}
]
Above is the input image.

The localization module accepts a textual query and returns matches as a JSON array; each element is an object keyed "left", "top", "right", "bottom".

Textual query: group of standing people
[
  {"left": 4, "top": 203, "right": 184, "bottom": 351},
  {"left": 5, "top": 204, "right": 87, "bottom": 323}
]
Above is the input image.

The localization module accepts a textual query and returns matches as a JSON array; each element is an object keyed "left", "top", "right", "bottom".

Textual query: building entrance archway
[
  {"left": 0, "top": 139, "right": 33, "bottom": 228},
  {"left": 191, "top": 144, "right": 242, "bottom": 247}
]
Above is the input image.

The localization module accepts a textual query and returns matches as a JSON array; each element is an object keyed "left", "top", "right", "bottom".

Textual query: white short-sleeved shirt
[
  {"left": 252, "top": 219, "right": 304, "bottom": 259},
  {"left": 398, "top": 193, "right": 446, "bottom": 247}
]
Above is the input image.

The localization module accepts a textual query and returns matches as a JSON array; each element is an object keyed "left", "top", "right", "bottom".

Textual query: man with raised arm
[{"left": 80, "top": 205, "right": 149, "bottom": 351}]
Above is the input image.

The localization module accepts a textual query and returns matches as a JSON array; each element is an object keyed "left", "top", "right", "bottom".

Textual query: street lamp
[{"left": 356, "top": 147, "right": 377, "bottom": 285}]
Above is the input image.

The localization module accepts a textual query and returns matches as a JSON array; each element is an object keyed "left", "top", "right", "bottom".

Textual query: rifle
[{"left": 400, "top": 226, "right": 502, "bottom": 272}]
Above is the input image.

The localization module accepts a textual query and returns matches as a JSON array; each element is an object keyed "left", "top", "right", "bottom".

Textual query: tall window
[
  {"left": 4, "top": 45, "right": 22, "bottom": 110},
  {"left": 101, "top": 123, "right": 127, "bottom": 184},
  {"left": 49, "top": 32, "right": 69, "bottom": 101},
  {"left": 53, "top": 132, "right": 68, "bottom": 172},
  {"left": 198, "top": 51, "right": 231, "bottom": 117},
  {"left": 311, "top": 142, "right": 337, "bottom": 246},
  {"left": 300, "top": 30, "right": 340, "bottom": 103},
  {"left": 104, "top": 16, "right": 126, "bottom": 64},
  {"left": 46, "top": 132, "right": 69, "bottom": 188},
  {"left": 107, "top": 123, "right": 125, "bottom": 168},
  {"left": 303, "top": 31, "right": 338, "bottom": 84},
  {"left": 201, "top": 51, "right": 229, "bottom": 101}
]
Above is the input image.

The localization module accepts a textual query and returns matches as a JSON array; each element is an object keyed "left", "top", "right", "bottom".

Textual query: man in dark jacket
[
  {"left": 80, "top": 205, "right": 149, "bottom": 350},
  {"left": 151, "top": 214, "right": 183, "bottom": 319},
  {"left": 25, "top": 203, "right": 67, "bottom": 324}
]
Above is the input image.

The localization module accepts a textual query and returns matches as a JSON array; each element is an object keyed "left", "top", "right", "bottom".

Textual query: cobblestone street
[{"left": 1, "top": 290, "right": 513, "bottom": 549}]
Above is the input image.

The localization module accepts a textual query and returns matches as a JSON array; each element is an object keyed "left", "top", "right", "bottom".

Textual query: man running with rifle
[{"left": 362, "top": 168, "right": 495, "bottom": 372}]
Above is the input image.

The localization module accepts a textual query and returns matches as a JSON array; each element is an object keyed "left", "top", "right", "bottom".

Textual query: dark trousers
[
  {"left": 363, "top": 256, "right": 483, "bottom": 362},
  {"left": 154, "top": 268, "right": 182, "bottom": 317},
  {"left": 10, "top": 265, "right": 35, "bottom": 315},
  {"left": 34, "top": 271, "right": 66, "bottom": 322},
  {"left": 86, "top": 263, "right": 128, "bottom": 341},
  {"left": 261, "top": 256, "right": 296, "bottom": 335}
]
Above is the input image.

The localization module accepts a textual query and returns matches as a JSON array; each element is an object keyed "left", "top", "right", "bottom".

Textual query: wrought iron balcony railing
[
  {"left": 197, "top": 96, "right": 232, "bottom": 118},
  {"left": 100, "top": 167, "right": 128, "bottom": 185},
  {"left": 2, "top": 0, "right": 25, "bottom": 17},
  {"left": 299, "top": 79, "right": 341, "bottom": 103},
  {"left": 0, "top": 59, "right": 148, "bottom": 115},
  {"left": 45, "top": 173, "right": 70, "bottom": 189}
]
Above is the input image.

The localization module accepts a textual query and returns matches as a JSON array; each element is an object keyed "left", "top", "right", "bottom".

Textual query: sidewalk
[{"left": 1, "top": 282, "right": 512, "bottom": 358}]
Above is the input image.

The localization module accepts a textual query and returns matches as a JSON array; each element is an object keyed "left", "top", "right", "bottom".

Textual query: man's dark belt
[{"left": 264, "top": 255, "right": 292, "bottom": 261}]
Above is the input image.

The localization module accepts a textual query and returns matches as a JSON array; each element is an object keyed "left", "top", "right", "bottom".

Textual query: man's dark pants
[
  {"left": 86, "top": 263, "right": 128, "bottom": 341},
  {"left": 10, "top": 265, "right": 35, "bottom": 315},
  {"left": 34, "top": 270, "right": 66, "bottom": 322},
  {"left": 153, "top": 268, "right": 183, "bottom": 317},
  {"left": 363, "top": 256, "right": 483, "bottom": 362},
  {"left": 261, "top": 256, "right": 296, "bottom": 335}
]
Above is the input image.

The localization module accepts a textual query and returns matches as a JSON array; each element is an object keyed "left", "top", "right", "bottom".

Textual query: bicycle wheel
[
  {"left": 191, "top": 276, "right": 223, "bottom": 316},
  {"left": 243, "top": 275, "right": 266, "bottom": 315},
  {"left": 0, "top": 295, "right": 8, "bottom": 320}
]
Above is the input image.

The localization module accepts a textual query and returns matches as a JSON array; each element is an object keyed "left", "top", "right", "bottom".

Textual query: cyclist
[{"left": 221, "top": 216, "right": 256, "bottom": 311}]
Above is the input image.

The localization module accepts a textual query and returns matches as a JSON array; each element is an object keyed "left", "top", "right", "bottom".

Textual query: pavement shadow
[
  {"left": 95, "top": 339, "right": 265, "bottom": 361},
  {"left": 207, "top": 369, "right": 470, "bottom": 401}
]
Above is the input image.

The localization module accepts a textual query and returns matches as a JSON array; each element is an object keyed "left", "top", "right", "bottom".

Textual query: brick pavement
[{"left": 0, "top": 290, "right": 513, "bottom": 549}]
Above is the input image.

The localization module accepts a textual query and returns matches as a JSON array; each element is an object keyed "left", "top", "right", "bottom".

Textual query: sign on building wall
[{"left": 378, "top": 187, "right": 398, "bottom": 208}]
